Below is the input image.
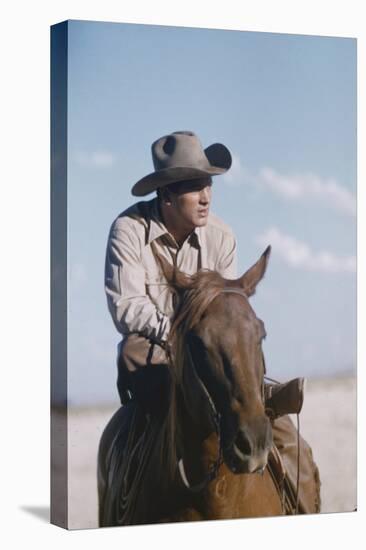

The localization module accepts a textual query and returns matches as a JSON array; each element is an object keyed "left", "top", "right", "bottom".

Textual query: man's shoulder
[
  {"left": 205, "top": 212, "right": 236, "bottom": 239},
  {"left": 110, "top": 198, "right": 156, "bottom": 233}
]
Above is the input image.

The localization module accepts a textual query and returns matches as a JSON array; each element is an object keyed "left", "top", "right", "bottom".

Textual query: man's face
[{"left": 165, "top": 177, "right": 213, "bottom": 231}]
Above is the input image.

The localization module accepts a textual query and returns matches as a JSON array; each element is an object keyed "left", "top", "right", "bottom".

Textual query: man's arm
[{"left": 104, "top": 226, "right": 171, "bottom": 343}]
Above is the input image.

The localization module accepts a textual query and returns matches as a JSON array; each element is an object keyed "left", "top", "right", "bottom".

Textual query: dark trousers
[{"left": 117, "top": 334, "right": 170, "bottom": 413}]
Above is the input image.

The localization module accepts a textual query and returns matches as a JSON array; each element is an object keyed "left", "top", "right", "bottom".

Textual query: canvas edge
[{"left": 50, "top": 20, "right": 69, "bottom": 530}]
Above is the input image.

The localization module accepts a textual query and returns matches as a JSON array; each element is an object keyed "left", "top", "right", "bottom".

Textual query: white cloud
[
  {"left": 74, "top": 150, "right": 116, "bottom": 168},
  {"left": 256, "top": 227, "right": 356, "bottom": 273},
  {"left": 259, "top": 167, "right": 356, "bottom": 217},
  {"left": 222, "top": 154, "right": 250, "bottom": 185},
  {"left": 222, "top": 153, "right": 356, "bottom": 217}
]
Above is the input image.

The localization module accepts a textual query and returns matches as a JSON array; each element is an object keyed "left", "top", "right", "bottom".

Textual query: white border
[{"left": 1, "top": 1, "right": 364, "bottom": 548}]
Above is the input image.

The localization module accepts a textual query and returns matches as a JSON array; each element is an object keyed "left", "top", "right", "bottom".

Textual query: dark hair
[{"left": 156, "top": 177, "right": 213, "bottom": 202}]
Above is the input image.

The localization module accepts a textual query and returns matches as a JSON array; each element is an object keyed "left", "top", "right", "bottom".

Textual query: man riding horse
[{"left": 104, "top": 130, "right": 318, "bottom": 513}]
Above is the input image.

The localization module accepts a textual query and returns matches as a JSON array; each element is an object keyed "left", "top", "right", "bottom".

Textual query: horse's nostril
[{"left": 235, "top": 430, "right": 252, "bottom": 456}]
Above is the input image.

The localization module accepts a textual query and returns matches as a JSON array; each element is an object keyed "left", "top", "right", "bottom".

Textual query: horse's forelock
[{"left": 170, "top": 271, "right": 224, "bottom": 336}]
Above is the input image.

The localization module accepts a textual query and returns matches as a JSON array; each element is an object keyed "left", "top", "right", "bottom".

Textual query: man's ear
[
  {"left": 159, "top": 187, "right": 172, "bottom": 205},
  {"left": 226, "top": 246, "right": 271, "bottom": 297}
]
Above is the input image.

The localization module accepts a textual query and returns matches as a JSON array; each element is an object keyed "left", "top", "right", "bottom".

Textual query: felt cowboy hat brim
[{"left": 131, "top": 134, "right": 232, "bottom": 197}]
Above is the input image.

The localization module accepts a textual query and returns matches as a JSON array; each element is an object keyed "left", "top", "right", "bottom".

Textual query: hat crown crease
[{"left": 153, "top": 133, "right": 207, "bottom": 171}]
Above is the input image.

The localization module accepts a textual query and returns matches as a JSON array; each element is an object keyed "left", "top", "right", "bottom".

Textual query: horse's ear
[{"left": 230, "top": 246, "right": 271, "bottom": 297}]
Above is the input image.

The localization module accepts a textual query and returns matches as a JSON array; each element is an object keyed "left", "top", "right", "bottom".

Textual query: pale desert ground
[{"left": 65, "top": 375, "right": 356, "bottom": 530}]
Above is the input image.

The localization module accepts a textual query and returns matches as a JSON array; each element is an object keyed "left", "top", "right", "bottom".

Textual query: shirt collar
[
  {"left": 188, "top": 227, "right": 201, "bottom": 249},
  {"left": 147, "top": 198, "right": 169, "bottom": 244}
]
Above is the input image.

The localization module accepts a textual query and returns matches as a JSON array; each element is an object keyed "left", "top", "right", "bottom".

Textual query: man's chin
[{"left": 194, "top": 216, "right": 209, "bottom": 227}]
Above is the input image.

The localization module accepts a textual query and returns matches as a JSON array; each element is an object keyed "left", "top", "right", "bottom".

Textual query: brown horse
[{"left": 98, "top": 246, "right": 319, "bottom": 526}]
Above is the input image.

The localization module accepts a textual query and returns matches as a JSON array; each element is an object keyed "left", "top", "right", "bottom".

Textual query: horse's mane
[{"left": 170, "top": 269, "right": 225, "bottom": 334}]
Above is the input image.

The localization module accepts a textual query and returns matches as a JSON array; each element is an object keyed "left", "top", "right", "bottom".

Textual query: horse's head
[
  {"left": 162, "top": 246, "right": 272, "bottom": 476},
  {"left": 190, "top": 247, "right": 272, "bottom": 475}
]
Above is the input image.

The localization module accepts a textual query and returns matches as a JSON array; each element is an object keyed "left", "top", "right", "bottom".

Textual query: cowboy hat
[{"left": 131, "top": 130, "right": 232, "bottom": 196}]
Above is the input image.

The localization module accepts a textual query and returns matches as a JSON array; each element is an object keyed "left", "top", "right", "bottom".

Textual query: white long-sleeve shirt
[{"left": 104, "top": 197, "right": 237, "bottom": 343}]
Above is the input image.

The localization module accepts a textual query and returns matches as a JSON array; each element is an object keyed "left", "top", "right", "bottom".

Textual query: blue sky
[{"left": 65, "top": 20, "right": 356, "bottom": 405}]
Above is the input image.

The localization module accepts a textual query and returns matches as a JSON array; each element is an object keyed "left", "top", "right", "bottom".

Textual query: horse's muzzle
[{"left": 224, "top": 415, "right": 272, "bottom": 474}]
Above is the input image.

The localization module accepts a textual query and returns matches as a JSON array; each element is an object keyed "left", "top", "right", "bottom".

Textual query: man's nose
[{"left": 199, "top": 185, "right": 211, "bottom": 204}]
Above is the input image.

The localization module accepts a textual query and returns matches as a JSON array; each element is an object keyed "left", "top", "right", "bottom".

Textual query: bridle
[{"left": 168, "top": 286, "right": 267, "bottom": 492}]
